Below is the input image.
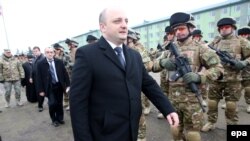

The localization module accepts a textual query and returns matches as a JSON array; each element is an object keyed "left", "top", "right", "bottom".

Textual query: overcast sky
[{"left": 0, "top": 0, "right": 227, "bottom": 54}]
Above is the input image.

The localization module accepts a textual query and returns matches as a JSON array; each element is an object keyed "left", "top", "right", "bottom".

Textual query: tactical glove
[
  {"left": 234, "top": 60, "right": 248, "bottom": 70},
  {"left": 183, "top": 72, "right": 201, "bottom": 84},
  {"left": 0, "top": 80, "right": 5, "bottom": 83},
  {"left": 160, "top": 58, "right": 176, "bottom": 71}
]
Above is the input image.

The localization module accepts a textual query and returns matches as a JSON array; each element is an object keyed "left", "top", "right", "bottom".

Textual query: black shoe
[
  {"left": 58, "top": 120, "right": 65, "bottom": 124},
  {"left": 38, "top": 108, "right": 43, "bottom": 112},
  {"left": 52, "top": 121, "right": 59, "bottom": 127}
]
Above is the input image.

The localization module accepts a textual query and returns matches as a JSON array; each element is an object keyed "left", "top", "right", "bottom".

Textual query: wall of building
[{"left": 59, "top": 0, "right": 250, "bottom": 50}]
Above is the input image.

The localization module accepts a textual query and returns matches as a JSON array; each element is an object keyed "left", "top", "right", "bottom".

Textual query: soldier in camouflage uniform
[
  {"left": 192, "top": 29, "right": 208, "bottom": 107},
  {"left": 127, "top": 29, "right": 153, "bottom": 141},
  {"left": 202, "top": 18, "right": 250, "bottom": 132},
  {"left": 153, "top": 12, "right": 223, "bottom": 141},
  {"left": 156, "top": 26, "right": 175, "bottom": 119},
  {"left": 53, "top": 43, "right": 71, "bottom": 108},
  {"left": 65, "top": 38, "right": 79, "bottom": 110},
  {"left": 0, "top": 49, "right": 25, "bottom": 107},
  {"left": 237, "top": 26, "right": 250, "bottom": 113}
]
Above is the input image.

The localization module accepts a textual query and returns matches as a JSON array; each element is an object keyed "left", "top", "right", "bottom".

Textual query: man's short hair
[{"left": 33, "top": 46, "right": 40, "bottom": 51}]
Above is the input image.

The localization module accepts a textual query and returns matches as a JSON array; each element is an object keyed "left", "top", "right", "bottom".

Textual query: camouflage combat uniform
[
  {"left": 0, "top": 54, "right": 24, "bottom": 106},
  {"left": 153, "top": 37, "right": 223, "bottom": 141},
  {"left": 204, "top": 34, "right": 250, "bottom": 126}
]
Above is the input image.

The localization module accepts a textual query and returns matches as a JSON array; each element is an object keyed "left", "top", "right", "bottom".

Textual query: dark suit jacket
[
  {"left": 36, "top": 58, "right": 70, "bottom": 96},
  {"left": 70, "top": 37, "right": 175, "bottom": 141}
]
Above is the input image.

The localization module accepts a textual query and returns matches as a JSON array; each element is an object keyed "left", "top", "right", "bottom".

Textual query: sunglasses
[
  {"left": 173, "top": 27, "right": 187, "bottom": 33},
  {"left": 219, "top": 25, "right": 232, "bottom": 30}
]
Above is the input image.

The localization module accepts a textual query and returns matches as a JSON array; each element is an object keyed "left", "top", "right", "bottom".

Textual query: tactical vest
[
  {"left": 167, "top": 39, "right": 203, "bottom": 103},
  {"left": 213, "top": 35, "right": 243, "bottom": 82}
]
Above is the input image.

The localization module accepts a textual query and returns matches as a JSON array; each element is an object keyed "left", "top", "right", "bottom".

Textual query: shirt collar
[{"left": 106, "top": 40, "right": 123, "bottom": 50}]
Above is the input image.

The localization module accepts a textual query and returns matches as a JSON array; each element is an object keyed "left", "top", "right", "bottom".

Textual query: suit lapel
[{"left": 98, "top": 37, "right": 125, "bottom": 71}]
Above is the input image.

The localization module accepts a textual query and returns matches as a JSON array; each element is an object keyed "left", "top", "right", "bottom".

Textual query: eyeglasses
[{"left": 219, "top": 25, "right": 232, "bottom": 30}]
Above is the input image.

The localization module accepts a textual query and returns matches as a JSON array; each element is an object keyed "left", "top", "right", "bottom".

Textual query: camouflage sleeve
[
  {"left": 18, "top": 60, "right": 25, "bottom": 79},
  {"left": 152, "top": 50, "right": 170, "bottom": 72},
  {"left": 240, "top": 38, "right": 250, "bottom": 63},
  {"left": 0, "top": 60, "right": 3, "bottom": 81},
  {"left": 199, "top": 45, "right": 223, "bottom": 83}
]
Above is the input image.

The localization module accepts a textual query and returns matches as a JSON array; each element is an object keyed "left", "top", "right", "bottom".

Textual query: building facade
[{"left": 58, "top": 0, "right": 250, "bottom": 49}]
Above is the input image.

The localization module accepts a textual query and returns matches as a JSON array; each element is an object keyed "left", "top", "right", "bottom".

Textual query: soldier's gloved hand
[
  {"left": 234, "top": 60, "right": 248, "bottom": 70},
  {"left": 0, "top": 80, "right": 4, "bottom": 83},
  {"left": 160, "top": 58, "right": 176, "bottom": 70},
  {"left": 183, "top": 72, "right": 201, "bottom": 84}
]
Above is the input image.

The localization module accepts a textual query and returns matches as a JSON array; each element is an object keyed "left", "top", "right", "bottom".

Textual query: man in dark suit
[
  {"left": 22, "top": 54, "right": 37, "bottom": 103},
  {"left": 36, "top": 47, "right": 70, "bottom": 127},
  {"left": 32, "top": 46, "right": 45, "bottom": 112},
  {"left": 70, "top": 7, "right": 179, "bottom": 141}
]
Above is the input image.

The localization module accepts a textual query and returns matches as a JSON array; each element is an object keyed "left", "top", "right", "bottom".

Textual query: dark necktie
[
  {"left": 49, "top": 61, "right": 57, "bottom": 84},
  {"left": 114, "top": 47, "right": 125, "bottom": 68}
]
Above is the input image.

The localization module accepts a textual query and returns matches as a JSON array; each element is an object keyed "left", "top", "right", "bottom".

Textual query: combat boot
[
  {"left": 221, "top": 103, "right": 226, "bottom": 109},
  {"left": 201, "top": 122, "right": 215, "bottom": 132},
  {"left": 137, "top": 138, "right": 146, "bottom": 141},
  {"left": 16, "top": 101, "right": 23, "bottom": 106},
  {"left": 157, "top": 113, "right": 164, "bottom": 119},
  {"left": 247, "top": 104, "right": 250, "bottom": 113},
  {"left": 202, "top": 100, "right": 207, "bottom": 107},
  {"left": 5, "top": 102, "right": 10, "bottom": 108},
  {"left": 143, "top": 107, "right": 151, "bottom": 115}
]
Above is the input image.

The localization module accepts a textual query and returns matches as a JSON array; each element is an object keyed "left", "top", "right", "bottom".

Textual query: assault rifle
[
  {"left": 207, "top": 45, "right": 237, "bottom": 67},
  {"left": 166, "top": 42, "right": 206, "bottom": 112}
]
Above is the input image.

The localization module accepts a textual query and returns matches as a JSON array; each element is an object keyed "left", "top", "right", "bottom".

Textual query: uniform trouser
[
  {"left": 138, "top": 94, "right": 147, "bottom": 139},
  {"left": 241, "top": 80, "right": 250, "bottom": 105},
  {"left": 160, "top": 70, "right": 169, "bottom": 96},
  {"left": 171, "top": 102, "right": 203, "bottom": 141},
  {"left": 137, "top": 113, "right": 146, "bottom": 139},
  {"left": 169, "top": 84, "right": 203, "bottom": 141},
  {"left": 142, "top": 94, "right": 150, "bottom": 109},
  {"left": 200, "top": 83, "right": 209, "bottom": 100},
  {"left": 63, "top": 91, "right": 69, "bottom": 106},
  {"left": 48, "top": 83, "right": 64, "bottom": 122},
  {"left": 207, "top": 81, "right": 241, "bottom": 125},
  {"left": 4, "top": 80, "right": 21, "bottom": 103}
]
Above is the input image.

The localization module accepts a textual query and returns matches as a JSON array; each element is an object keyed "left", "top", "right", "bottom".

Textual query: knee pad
[
  {"left": 186, "top": 131, "right": 201, "bottom": 141},
  {"left": 244, "top": 87, "right": 250, "bottom": 95},
  {"left": 171, "top": 126, "right": 183, "bottom": 140},
  {"left": 208, "top": 99, "right": 218, "bottom": 110},
  {"left": 226, "top": 101, "right": 236, "bottom": 112}
]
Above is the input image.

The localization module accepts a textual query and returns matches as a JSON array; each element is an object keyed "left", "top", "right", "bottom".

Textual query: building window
[
  {"left": 144, "top": 34, "right": 147, "bottom": 39},
  {"left": 210, "top": 11, "right": 215, "bottom": 16},
  {"left": 150, "top": 33, "right": 153, "bottom": 38},
  {"left": 235, "top": 17, "right": 240, "bottom": 24},
  {"left": 223, "top": 8, "right": 227, "bottom": 14},
  {"left": 208, "top": 33, "right": 214, "bottom": 38},
  {"left": 235, "top": 5, "right": 240, "bottom": 11},
  {"left": 209, "top": 22, "right": 215, "bottom": 28}
]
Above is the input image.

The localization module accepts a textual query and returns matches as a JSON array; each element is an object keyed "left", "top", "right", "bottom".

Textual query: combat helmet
[
  {"left": 192, "top": 29, "right": 203, "bottom": 37},
  {"left": 238, "top": 26, "right": 250, "bottom": 35},
  {"left": 170, "top": 12, "right": 195, "bottom": 28},
  {"left": 217, "top": 17, "right": 237, "bottom": 29},
  {"left": 127, "top": 29, "right": 137, "bottom": 40}
]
